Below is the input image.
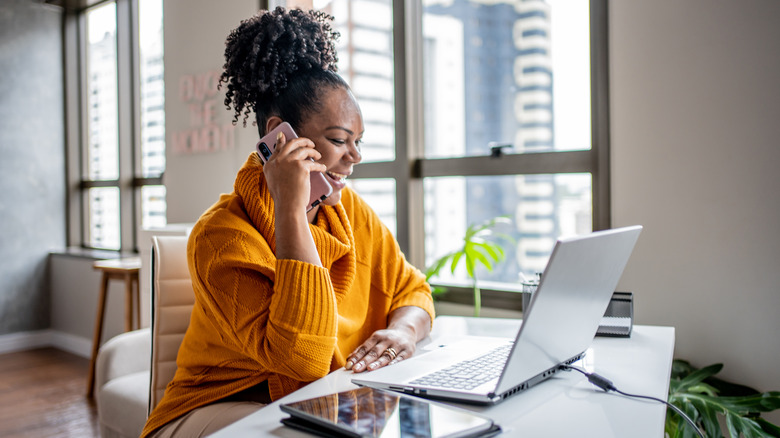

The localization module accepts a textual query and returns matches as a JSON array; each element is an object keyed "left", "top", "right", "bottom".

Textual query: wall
[
  {"left": 0, "top": 0, "right": 65, "bottom": 335},
  {"left": 163, "top": 0, "right": 260, "bottom": 223},
  {"left": 610, "top": 0, "right": 780, "bottom": 418},
  {"left": 49, "top": 253, "right": 127, "bottom": 355}
]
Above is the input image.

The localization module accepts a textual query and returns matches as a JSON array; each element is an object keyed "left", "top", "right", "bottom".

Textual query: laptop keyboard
[{"left": 409, "top": 344, "right": 511, "bottom": 391}]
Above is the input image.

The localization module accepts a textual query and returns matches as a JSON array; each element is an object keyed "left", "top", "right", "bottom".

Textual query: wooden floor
[{"left": 0, "top": 348, "right": 99, "bottom": 438}]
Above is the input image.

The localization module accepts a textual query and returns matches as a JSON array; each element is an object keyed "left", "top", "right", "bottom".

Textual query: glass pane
[
  {"left": 88, "top": 187, "right": 120, "bottom": 250},
  {"left": 422, "top": 0, "right": 592, "bottom": 158},
  {"left": 296, "top": 0, "right": 396, "bottom": 163},
  {"left": 86, "top": 2, "right": 119, "bottom": 180},
  {"left": 346, "top": 179, "right": 397, "bottom": 237},
  {"left": 141, "top": 185, "right": 167, "bottom": 229},
  {"left": 424, "top": 173, "right": 591, "bottom": 285},
  {"left": 139, "top": 0, "right": 166, "bottom": 178}
]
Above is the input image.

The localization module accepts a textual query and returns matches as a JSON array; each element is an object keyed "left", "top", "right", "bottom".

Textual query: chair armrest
[{"left": 96, "top": 328, "right": 151, "bottom": 390}]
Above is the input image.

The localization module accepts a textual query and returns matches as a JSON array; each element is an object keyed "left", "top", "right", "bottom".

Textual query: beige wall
[
  {"left": 610, "top": 0, "right": 780, "bottom": 415},
  {"left": 49, "top": 254, "right": 126, "bottom": 353}
]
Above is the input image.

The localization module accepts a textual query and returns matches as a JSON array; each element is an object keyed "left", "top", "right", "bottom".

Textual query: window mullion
[
  {"left": 116, "top": 0, "right": 136, "bottom": 251},
  {"left": 591, "top": 0, "right": 611, "bottom": 231},
  {"left": 416, "top": 150, "right": 596, "bottom": 179},
  {"left": 398, "top": 0, "right": 426, "bottom": 268},
  {"left": 64, "top": 10, "right": 83, "bottom": 247}
]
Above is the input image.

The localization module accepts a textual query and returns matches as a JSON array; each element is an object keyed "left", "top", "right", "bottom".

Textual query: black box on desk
[{"left": 596, "top": 291, "right": 634, "bottom": 337}]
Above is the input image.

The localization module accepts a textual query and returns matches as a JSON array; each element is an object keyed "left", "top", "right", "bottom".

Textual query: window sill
[
  {"left": 49, "top": 247, "right": 139, "bottom": 260},
  {"left": 431, "top": 281, "right": 525, "bottom": 312}
]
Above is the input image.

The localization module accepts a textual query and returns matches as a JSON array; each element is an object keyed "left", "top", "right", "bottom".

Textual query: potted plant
[
  {"left": 425, "top": 216, "right": 514, "bottom": 317},
  {"left": 666, "top": 359, "right": 780, "bottom": 437}
]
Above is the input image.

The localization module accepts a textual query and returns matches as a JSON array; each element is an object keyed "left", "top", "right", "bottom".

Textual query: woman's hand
[
  {"left": 264, "top": 132, "right": 326, "bottom": 266},
  {"left": 263, "top": 132, "right": 326, "bottom": 213},
  {"left": 346, "top": 306, "right": 431, "bottom": 373},
  {"left": 345, "top": 327, "right": 416, "bottom": 373}
]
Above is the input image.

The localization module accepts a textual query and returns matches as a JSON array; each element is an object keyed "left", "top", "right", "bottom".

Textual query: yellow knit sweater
[{"left": 141, "top": 153, "right": 434, "bottom": 437}]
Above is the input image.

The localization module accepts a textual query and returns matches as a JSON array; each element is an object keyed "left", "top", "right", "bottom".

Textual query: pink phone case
[{"left": 256, "top": 122, "right": 333, "bottom": 212}]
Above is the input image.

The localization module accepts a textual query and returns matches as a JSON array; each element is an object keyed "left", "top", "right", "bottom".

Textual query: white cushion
[{"left": 98, "top": 371, "right": 150, "bottom": 438}]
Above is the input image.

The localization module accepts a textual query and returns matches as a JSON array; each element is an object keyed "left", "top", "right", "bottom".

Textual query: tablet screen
[{"left": 280, "top": 386, "right": 494, "bottom": 438}]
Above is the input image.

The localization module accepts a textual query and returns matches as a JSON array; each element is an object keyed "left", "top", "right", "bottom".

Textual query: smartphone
[{"left": 256, "top": 122, "right": 333, "bottom": 212}]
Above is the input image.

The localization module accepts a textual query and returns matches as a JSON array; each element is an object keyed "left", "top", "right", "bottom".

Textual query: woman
[{"left": 141, "top": 7, "right": 434, "bottom": 438}]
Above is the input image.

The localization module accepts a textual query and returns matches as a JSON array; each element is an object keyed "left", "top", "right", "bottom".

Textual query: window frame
[
  {"left": 63, "top": 0, "right": 611, "bottom": 302},
  {"left": 64, "top": 0, "right": 163, "bottom": 253},
  {"left": 346, "top": 0, "right": 611, "bottom": 308}
]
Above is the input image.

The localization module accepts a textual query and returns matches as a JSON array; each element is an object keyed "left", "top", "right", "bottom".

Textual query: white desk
[{"left": 211, "top": 316, "right": 675, "bottom": 437}]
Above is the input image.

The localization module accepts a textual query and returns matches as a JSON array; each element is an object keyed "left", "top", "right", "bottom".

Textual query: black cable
[{"left": 561, "top": 365, "right": 704, "bottom": 438}]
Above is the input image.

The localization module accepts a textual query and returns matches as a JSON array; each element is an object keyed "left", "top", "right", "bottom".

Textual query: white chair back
[{"left": 149, "top": 235, "right": 194, "bottom": 414}]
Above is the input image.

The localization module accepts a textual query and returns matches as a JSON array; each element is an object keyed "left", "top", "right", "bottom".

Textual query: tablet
[{"left": 279, "top": 386, "right": 497, "bottom": 438}]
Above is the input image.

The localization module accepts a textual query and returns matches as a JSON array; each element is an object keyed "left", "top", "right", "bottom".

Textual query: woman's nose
[{"left": 346, "top": 142, "right": 362, "bottom": 164}]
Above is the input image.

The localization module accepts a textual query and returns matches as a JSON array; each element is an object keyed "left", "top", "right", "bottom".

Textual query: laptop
[{"left": 352, "top": 225, "right": 643, "bottom": 405}]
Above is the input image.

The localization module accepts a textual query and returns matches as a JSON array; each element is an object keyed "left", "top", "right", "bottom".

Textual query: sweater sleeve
[
  {"left": 188, "top": 224, "right": 338, "bottom": 383},
  {"left": 380, "top": 225, "right": 436, "bottom": 325},
  {"left": 357, "top": 197, "right": 435, "bottom": 326}
]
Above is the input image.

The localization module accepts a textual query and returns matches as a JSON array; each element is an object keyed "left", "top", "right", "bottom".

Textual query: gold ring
[{"left": 385, "top": 347, "right": 398, "bottom": 360}]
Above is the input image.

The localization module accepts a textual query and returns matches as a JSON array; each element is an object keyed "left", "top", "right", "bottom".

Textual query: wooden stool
[{"left": 86, "top": 257, "right": 141, "bottom": 398}]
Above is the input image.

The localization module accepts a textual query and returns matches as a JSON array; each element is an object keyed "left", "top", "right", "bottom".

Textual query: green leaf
[
  {"left": 755, "top": 417, "right": 780, "bottom": 437},
  {"left": 449, "top": 251, "right": 464, "bottom": 275},
  {"left": 430, "top": 285, "right": 448, "bottom": 296},
  {"left": 672, "top": 360, "right": 696, "bottom": 380},
  {"left": 471, "top": 247, "right": 494, "bottom": 272},
  {"left": 426, "top": 252, "right": 453, "bottom": 280},
  {"left": 724, "top": 411, "right": 767, "bottom": 438},
  {"left": 483, "top": 241, "right": 506, "bottom": 263},
  {"left": 688, "top": 383, "right": 719, "bottom": 397},
  {"left": 676, "top": 363, "right": 723, "bottom": 392},
  {"left": 464, "top": 257, "right": 475, "bottom": 278},
  {"left": 725, "top": 411, "right": 740, "bottom": 438},
  {"left": 689, "top": 397, "right": 722, "bottom": 437},
  {"left": 717, "top": 392, "right": 780, "bottom": 413},
  {"left": 679, "top": 401, "right": 700, "bottom": 438}
]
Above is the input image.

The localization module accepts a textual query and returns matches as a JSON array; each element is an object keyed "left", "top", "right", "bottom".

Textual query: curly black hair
[{"left": 219, "top": 7, "right": 348, "bottom": 134}]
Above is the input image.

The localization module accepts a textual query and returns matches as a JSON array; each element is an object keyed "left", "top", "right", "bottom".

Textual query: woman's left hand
[
  {"left": 345, "top": 306, "right": 431, "bottom": 373},
  {"left": 345, "top": 327, "right": 416, "bottom": 373}
]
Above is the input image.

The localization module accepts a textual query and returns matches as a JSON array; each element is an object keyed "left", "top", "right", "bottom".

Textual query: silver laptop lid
[{"left": 495, "top": 225, "right": 642, "bottom": 396}]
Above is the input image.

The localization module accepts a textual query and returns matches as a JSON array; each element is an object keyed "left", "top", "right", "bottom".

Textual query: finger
[
  {"left": 350, "top": 343, "right": 387, "bottom": 373},
  {"left": 345, "top": 346, "right": 367, "bottom": 370},
  {"left": 357, "top": 343, "right": 392, "bottom": 372},
  {"left": 306, "top": 160, "right": 327, "bottom": 174},
  {"left": 346, "top": 340, "right": 378, "bottom": 371},
  {"left": 367, "top": 347, "right": 402, "bottom": 371},
  {"left": 389, "top": 349, "right": 408, "bottom": 366},
  {"left": 271, "top": 137, "right": 315, "bottom": 159}
]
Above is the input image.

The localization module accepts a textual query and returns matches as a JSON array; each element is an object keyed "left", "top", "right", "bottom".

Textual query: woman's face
[{"left": 297, "top": 86, "right": 364, "bottom": 207}]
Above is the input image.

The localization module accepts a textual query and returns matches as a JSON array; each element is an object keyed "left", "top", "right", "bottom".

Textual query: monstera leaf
[{"left": 666, "top": 360, "right": 780, "bottom": 438}]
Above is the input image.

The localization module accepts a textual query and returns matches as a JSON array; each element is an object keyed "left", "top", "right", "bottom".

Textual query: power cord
[{"left": 561, "top": 365, "right": 704, "bottom": 438}]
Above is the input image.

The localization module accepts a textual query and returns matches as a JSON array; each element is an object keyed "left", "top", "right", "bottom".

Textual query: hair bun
[{"left": 220, "top": 7, "right": 340, "bottom": 126}]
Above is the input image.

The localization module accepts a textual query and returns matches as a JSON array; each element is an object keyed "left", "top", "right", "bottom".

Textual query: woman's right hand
[{"left": 262, "top": 132, "right": 326, "bottom": 214}]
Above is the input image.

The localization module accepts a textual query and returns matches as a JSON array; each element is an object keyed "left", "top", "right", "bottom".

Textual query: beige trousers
[{"left": 149, "top": 401, "right": 266, "bottom": 438}]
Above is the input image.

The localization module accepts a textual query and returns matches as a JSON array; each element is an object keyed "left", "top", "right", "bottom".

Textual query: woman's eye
[{"left": 329, "top": 139, "right": 346, "bottom": 145}]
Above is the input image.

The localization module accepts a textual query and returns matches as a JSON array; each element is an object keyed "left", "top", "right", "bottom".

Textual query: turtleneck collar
[{"left": 233, "top": 153, "right": 356, "bottom": 302}]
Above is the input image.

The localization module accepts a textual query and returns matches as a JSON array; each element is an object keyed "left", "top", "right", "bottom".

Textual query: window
[
  {"left": 138, "top": 0, "right": 166, "bottom": 230},
  {"left": 420, "top": 0, "right": 598, "bottom": 285},
  {"left": 67, "top": 0, "right": 166, "bottom": 251},
  {"left": 294, "top": 0, "right": 610, "bottom": 301},
  {"left": 85, "top": 2, "right": 119, "bottom": 249}
]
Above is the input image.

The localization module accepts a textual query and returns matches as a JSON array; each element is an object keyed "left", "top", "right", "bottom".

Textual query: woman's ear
[{"left": 264, "top": 116, "right": 284, "bottom": 136}]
